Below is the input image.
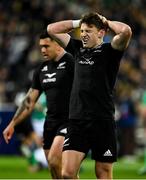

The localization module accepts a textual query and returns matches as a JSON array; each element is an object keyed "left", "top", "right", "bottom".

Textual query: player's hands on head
[
  {"left": 97, "top": 14, "right": 106, "bottom": 22},
  {"left": 97, "top": 13, "right": 108, "bottom": 30}
]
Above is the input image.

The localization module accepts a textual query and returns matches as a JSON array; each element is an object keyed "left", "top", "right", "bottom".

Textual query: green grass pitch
[{"left": 0, "top": 155, "right": 146, "bottom": 179}]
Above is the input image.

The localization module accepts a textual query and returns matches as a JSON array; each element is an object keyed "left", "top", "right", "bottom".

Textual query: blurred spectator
[
  {"left": 0, "top": 81, "right": 7, "bottom": 103},
  {"left": 136, "top": 90, "right": 146, "bottom": 174},
  {"left": 116, "top": 84, "right": 137, "bottom": 161}
]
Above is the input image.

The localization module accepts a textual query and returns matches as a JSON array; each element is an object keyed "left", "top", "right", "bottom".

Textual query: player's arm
[
  {"left": 98, "top": 14, "right": 132, "bottom": 51},
  {"left": 47, "top": 20, "right": 80, "bottom": 47},
  {"left": 3, "top": 88, "right": 40, "bottom": 144},
  {"left": 108, "top": 20, "right": 132, "bottom": 51}
]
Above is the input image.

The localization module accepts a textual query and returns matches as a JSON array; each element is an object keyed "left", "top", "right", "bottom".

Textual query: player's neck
[
  {"left": 54, "top": 49, "right": 66, "bottom": 62},
  {"left": 94, "top": 39, "right": 103, "bottom": 48}
]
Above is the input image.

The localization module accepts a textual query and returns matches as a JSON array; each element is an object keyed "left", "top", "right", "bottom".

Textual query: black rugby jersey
[
  {"left": 31, "top": 53, "right": 74, "bottom": 124},
  {"left": 66, "top": 38, "right": 124, "bottom": 121}
]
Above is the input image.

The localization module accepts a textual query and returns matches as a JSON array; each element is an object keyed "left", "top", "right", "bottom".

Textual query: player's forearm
[
  {"left": 47, "top": 20, "right": 74, "bottom": 34},
  {"left": 107, "top": 20, "right": 132, "bottom": 50},
  {"left": 12, "top": 97, "right": 34, "bottom": 126},
  {"left": 107, "top": 20, "right": 132, "bottom": 37}
]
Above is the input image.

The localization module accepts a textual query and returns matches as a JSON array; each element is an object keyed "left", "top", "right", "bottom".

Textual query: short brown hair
[{"left": 80, "top": 12, "right": 107, "bottom": 30}]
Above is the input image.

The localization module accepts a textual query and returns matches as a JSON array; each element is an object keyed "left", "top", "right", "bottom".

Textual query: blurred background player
[
  {"left": 31, "top": 92, "right": 48, "bottom": 169},
  {"left": 31, "top": 92, "right": 46, "bottom": 138},
  {"left": 14, "top": 91, "right": 46, "bottom": 172}
]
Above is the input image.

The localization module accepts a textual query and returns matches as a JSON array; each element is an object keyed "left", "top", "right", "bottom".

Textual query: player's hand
[
  {"left": 97, "top": 14, "right": 107, "bottom": 22},
  {"left": 97, "top": 14, "right": 108, "bottom": 29},
  {"left": 3, "top": 123, "right": 15, "bottom": 144}
]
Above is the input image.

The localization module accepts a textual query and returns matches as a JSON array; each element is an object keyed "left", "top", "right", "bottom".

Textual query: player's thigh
[
  {"left": 49, "top": 135, "right": 65, "bottom": 158},
  {"left": 62, "top": 150, "right": 85, "bottom": 174},
  {"left": 44, "top": 149, "right": 50, "bottom": 163}
]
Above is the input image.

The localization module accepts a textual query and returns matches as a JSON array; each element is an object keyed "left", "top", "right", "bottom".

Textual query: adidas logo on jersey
[
  {"left": 41, "top": 66, "right": 48, "bottom": 71},
  {"left": 103, "top": 149, "right": 113, "bottom": 156}
]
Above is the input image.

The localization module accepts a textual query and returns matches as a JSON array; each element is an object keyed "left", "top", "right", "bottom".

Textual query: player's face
[
  {"left": 80, "top": 23, "right": 102, "bottom": 48},
  {"left": 39, "top": 38, "right": 57, "bottom": 60}
]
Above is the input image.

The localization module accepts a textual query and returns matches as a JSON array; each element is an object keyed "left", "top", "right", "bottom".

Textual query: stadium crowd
[{"left": 1, "top": 0, "right": 146, "bottom": 167}]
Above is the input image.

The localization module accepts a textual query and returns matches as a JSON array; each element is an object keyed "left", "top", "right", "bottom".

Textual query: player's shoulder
[
  {"left": 101, "top": 42, "right": 117, "bottom": 53},
  {"left": 62, "top": 52, "right": 75, "bottom": 63},
  {"left": 102, "top": 42, "right": 124, "bottom": 53},
  {"left": 69, "top": 38, "right": 82, "bottom": 47},
  {"left": 34, "top": 61, "right": 48, "bottom": 73},
  {"left": 70, "top": 37, "right": 82, "bottom": 43},
  {"left": 64, "top": 52, "right": 74, "bottom": 59},
  {"left": 102, "top": 42, "right": 111, "bottom": 49}
]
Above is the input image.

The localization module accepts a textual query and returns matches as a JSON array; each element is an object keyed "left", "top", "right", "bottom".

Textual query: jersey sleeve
[
  {"left": 66, "top": 53, "right": 75, "bottom": 78},
  {"left": 108, "top": 43, "right": 124, "bottom": 62},
  {"left": 31, "top": 68, "right": 43, "bottom": 92}
]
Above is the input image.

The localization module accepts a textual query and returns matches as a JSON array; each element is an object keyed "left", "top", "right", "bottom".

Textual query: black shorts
[
  {"left": 43, "top": 121, "right": 68, "bottom": 150},
  {"left": 63, "top": 119, "right": 117, "bottom": 162}
]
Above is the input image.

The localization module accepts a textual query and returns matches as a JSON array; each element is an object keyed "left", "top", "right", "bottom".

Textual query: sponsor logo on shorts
[{"left": 103, "top": 149, "right": 113, "bottom": 156}]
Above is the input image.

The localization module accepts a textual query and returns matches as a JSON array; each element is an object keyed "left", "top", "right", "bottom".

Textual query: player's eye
[{"left": 40, "top": 45, "right": 49, "bottom": 48}]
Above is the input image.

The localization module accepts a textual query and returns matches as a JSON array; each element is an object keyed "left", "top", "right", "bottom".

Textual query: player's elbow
[
  {"left": 47, "top": 24, "right": 53, "bottom": 34},
  {"left": 122, "top": 25, "right": 132, "bottom": 39}
]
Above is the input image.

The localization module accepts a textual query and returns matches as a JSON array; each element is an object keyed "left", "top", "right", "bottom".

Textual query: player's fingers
[
  {"left": 3, "top": 132, "right": 10, "bottom": 144},
  {"left": 3, "top": 135, "right": 9, "bottom": 144},
  {"left": 97, "top": 14, "right": 108, "bottom": 30},
  {"left": 97, "top": 14, "right": 107, "bottom": 22}
]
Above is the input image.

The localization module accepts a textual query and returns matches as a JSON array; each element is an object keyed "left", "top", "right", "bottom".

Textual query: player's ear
[{"left": 98, "top": 29, "right": 105, "bottom": 38}]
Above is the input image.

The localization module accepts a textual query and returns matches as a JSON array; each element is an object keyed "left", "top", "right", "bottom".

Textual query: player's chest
[
  {"left": 39, "top": 62, "right": 68, "bottom": 88},
  {"left": 77, "top": 48, "right": 105, "bottom": 67},
  {"left": 75, "top": 50, "right": 108, "bottom": 78}
]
